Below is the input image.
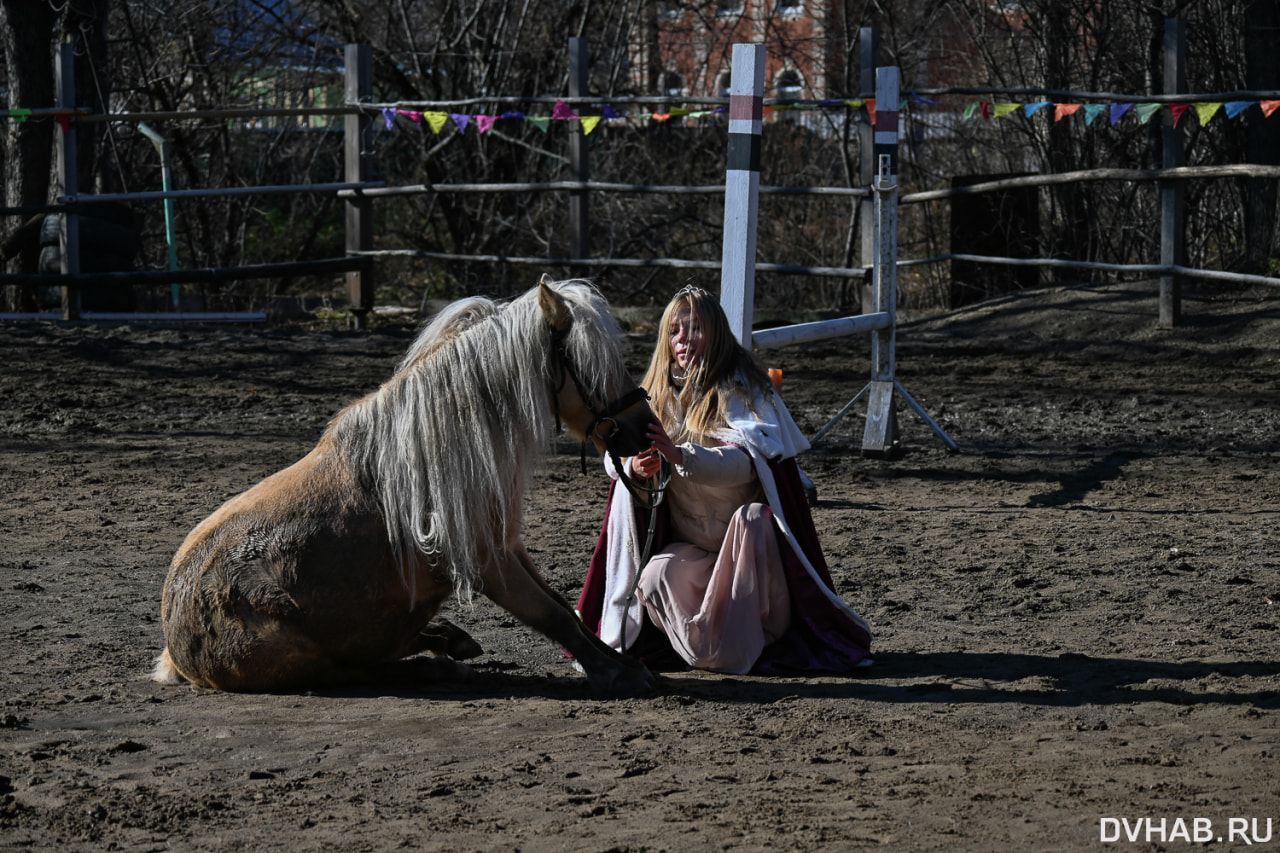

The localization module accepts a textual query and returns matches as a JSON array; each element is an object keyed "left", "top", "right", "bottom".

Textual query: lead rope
[{"left": 618, "top": 456, "right": 671, "bottom": 656}]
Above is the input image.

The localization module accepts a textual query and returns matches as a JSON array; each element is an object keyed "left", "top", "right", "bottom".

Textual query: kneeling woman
[{"left": 577, "top": 285, "right": 873, "bottom": 674}]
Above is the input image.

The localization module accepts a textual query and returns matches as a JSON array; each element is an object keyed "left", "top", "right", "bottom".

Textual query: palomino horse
[{"left": 154, "top": 278, "right": 657, "bottom": 694}]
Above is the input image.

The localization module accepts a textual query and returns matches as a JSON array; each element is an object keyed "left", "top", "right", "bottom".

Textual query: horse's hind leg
[
  {"left": 482, "top": 544, "right": 656, "bottom": 696},
  {"left": 409, "top": 618, "right": 484, "bottom": 660}
]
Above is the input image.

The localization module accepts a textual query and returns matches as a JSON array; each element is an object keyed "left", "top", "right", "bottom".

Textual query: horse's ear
[{"left": 538, "top": 279, "right": 572, "bottom": 333}]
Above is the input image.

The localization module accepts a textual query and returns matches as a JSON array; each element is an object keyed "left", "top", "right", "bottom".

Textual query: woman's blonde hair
[{"left": 641, "top": 284, "right": 772, "bottom": 443}]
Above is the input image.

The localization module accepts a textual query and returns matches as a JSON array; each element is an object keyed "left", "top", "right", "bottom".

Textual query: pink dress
[{"left": 636, "top": 441, "right": 792, "bottom": 673}]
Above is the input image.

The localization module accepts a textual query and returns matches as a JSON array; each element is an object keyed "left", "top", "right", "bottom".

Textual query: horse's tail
[{"left": 150, "top": 648, "right": 188, "bottom": 685}]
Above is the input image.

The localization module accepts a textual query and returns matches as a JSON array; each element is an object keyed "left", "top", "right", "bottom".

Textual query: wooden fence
[{"left": 3, "top": 26, "right": 1278, "bottom": 327}]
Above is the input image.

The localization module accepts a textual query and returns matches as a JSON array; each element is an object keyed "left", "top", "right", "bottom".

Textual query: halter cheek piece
[
  {"left": 547, "top": 325, "right": 648, "bottom": 468},
  {"left": 547, "top": 325, "right": 670, "bottom": 654}
]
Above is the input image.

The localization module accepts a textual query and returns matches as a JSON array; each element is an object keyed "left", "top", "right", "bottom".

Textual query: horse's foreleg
[{"left": 483, "top": 545, "right": 656, "bottom": 696}]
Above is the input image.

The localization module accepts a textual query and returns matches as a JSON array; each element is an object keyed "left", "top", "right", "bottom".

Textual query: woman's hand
[{"left": 629, "top": 419, "right": 682, "bottom": 479}]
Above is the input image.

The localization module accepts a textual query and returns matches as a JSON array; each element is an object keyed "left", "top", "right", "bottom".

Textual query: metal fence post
[
  {"left": 569, "top": 37, "right": 590, "bottom": 262},
  {"left": 858, "top": 27, "right": 880, "bottom": 316},
  {"left": 344, "top": 44, "right": 375, "bottom": 328},
  {"left": 1160, "top": 18, "right": 1186, "bottom": 328},
  {"left": 56, "top": 43, "right": 80, "bottom": 321}
]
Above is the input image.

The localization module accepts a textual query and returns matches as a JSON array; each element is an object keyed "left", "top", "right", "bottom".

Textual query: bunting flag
[
  {"left": 476, "top": 115, "right": 498, "bottom": 134},
  {"left": 551, "top": 100, "right": 577, "bottom": 121},
  {"left": 1110, "top": 103, "right": 1133, "bottom": 125},
  {"left": 981, "top": 102, "right": 991, "bottom": 119},
  {"left": 1169, "top": 103, "right": 1190, "bottom": 127},
  {"left": 1083, "top": 103, "right": 1106, "bottom": 125},
  {"left": 1024, "top": 102, "right": 1052, "bottom": 117},
  {"left": 1054, "top": 103, "right": 1081, "bottom": 121},
  {"left": 602, "top": 105, "right": 625, "bottom": 119},
  {"left": 993, "top": 103, "right": 1020, "bottom": 118},
  {"left": 963, "top": 102, "right": 978, "bottom": 119},
  {"left": 450, "top": 113, "right": 470, "bottom": 133},
  {"left": 1225, "top": 101, "right": 1253, "bottom": 119},
  {"left": 527, "top": 116, "right": 550, "bottom": 133},
  {"left": 423, "top": 111, "right": 449, "bottom": 133},
  {"left": 1193, "top": 102, "right": 1221, "bottom": 125},
  {"left": 865, "top": 97, "right": 876, "bottom": 125},
  {"left": 10, "top": 108, "right": 31, "bottom": 122},
  {"left": 1134, "top": 103, "right": 1161, "bottom": 125},
  {"left": 1262, "top": 100, "right": 1280, "bottom": 118},
  {"left": 580, "top": 115, "right": 602, "bottom": 135},
  {"left": 382, "top": 107, "right": 396, "bottom": 129}
]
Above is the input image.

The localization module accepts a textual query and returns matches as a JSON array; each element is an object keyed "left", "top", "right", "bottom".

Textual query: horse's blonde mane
[{"left": 330, "top": 279, "right": 629, "bottom": 602}]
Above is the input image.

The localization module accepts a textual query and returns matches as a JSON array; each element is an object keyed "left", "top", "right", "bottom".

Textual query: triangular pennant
[
  {"left": 668, "top": 107, "right": 691, "bottom": 117},
  {"left": 10, "top": 108, "right": 32, "bottom": 123},
  {"left": 475, "top": 115, "right": 498, "bottom": 134},
  {"left": 551, "top": 100, "right": 578, "bottom": 121},
  {"left": 55, "top": 113, "right": 70, "bottom": 133},
  {"left": 1224, "top": 101, "right": 1254, "bottom": 119},
  {"left": 1024, "top": 102, "right": 1052, "bottom": 117},
  {"left": 1169, "top": 103, "right": 1190, "bottom": 127},
  {"left": 993, "top": 103, "right": 1020, "bottom": 118},
  {"left": 911, "top": 91, "right": 941, "bottom": 105},
  {"left": 500, "top": 111, "right": 525, "bottom": 121},
  {"left": 450, "top": 113, "right": 471, "bottom": 133},
  {"left": 527, "top": 116, "right": 550, "bottom": 133},
  {"left": 382, "top": 108, "right": 397, "bottom": 130},
  {"left": 963, "top": 102, "right": 979, "bottom": 120},
  {"left": 424, "top": 111, "right": 449, "bottom": 134},
  {"left": 865, "top": 97, "right": 876, "bottom": 125},
  {"left": 1053, "top": 103, "right": 1081, "bottom": 121},
  {"left": 771, "top": 103, "right": 794, "bottom": 111},
  {"left": 844, "top": 99, "right": 864, "bottom": 110},
  {"left": 635, "top": 113, "right": 653, "bottom": 122},
  {"left": 1083, "top": 104, "right": 1106, "bottom": 125},
  {"left": 581, "top": 115, "right": 602, "bottom": 135},
  {"left": 651, "top": 112, "right": 671, "bottom": 122},
  {"left": 1110, "top": 103, "right": 1133, "bottom": 125},
  {"left": 602, "top": 105, "right": 625, "bottom": 119},
  {"left": 1134, "top": 103, "right": 1161, "bottom": 125},
  {"left": 981, "top": 102, "right": 991, "bottom": 119},
  {"left": 1193, "top": 102, "right": 1222, "bottom": 125},
  {"left": 898, "top": 98, "right": 908, "bottom": 111},
  {"left": 1261, "top": 100, "right": 1280, "bottom": 118}
]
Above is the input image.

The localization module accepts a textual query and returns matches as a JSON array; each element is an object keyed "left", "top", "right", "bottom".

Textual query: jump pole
[
  {"left": 717, "top": 51, "right": 954, "bottom": 455},
  {"left": 720, "top": 43, "right": 764, "bottom": 344}
]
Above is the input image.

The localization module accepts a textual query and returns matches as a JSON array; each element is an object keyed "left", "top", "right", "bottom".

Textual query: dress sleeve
[{"left": 674, "top": 443, "right": 755, "bottom": 487}]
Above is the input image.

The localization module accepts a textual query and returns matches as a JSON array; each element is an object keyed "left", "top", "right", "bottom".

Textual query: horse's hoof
[{"left": 590, "top": 663, "right": 659, "bottom": 697}]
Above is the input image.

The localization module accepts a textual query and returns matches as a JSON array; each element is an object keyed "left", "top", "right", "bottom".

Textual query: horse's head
[{"left": 539, "top": 280, "right": 654, "bottom": 459}]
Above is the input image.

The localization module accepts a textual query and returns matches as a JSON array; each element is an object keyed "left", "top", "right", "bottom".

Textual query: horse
[{"left": 153, "top": 277, "right": 658, "bottom": 695}]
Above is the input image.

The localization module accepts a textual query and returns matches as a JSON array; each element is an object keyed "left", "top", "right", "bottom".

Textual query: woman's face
[{"left": 668, "top": 304, "right": 705, "bottom": 372}]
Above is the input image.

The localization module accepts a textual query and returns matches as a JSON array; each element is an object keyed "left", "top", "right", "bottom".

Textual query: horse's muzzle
[{"left": 592, "top": 395, "right": 654, "bottom": 458}]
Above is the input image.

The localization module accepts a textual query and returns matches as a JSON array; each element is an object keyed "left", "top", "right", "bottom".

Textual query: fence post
[
  {"left": 569, "top": 37, "right": 590, "bottom": 261},
  {"left": 1160, "top": 18, "right": 1186, "bottom": 328},
  {"left": 720, "top": 43, "right": 764, "bottom": 347},
  {"left": 55, "top": 43, "right": 80, "bottom": 321},
  {"left": 862, "top": 66, "right": 899, "bottom": 455},
  {"left": 344, "top": 44, "right": 375, "bottom": 328},
  {"left": 858, "top": 27, "right": 880, "bottom": 316}
]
